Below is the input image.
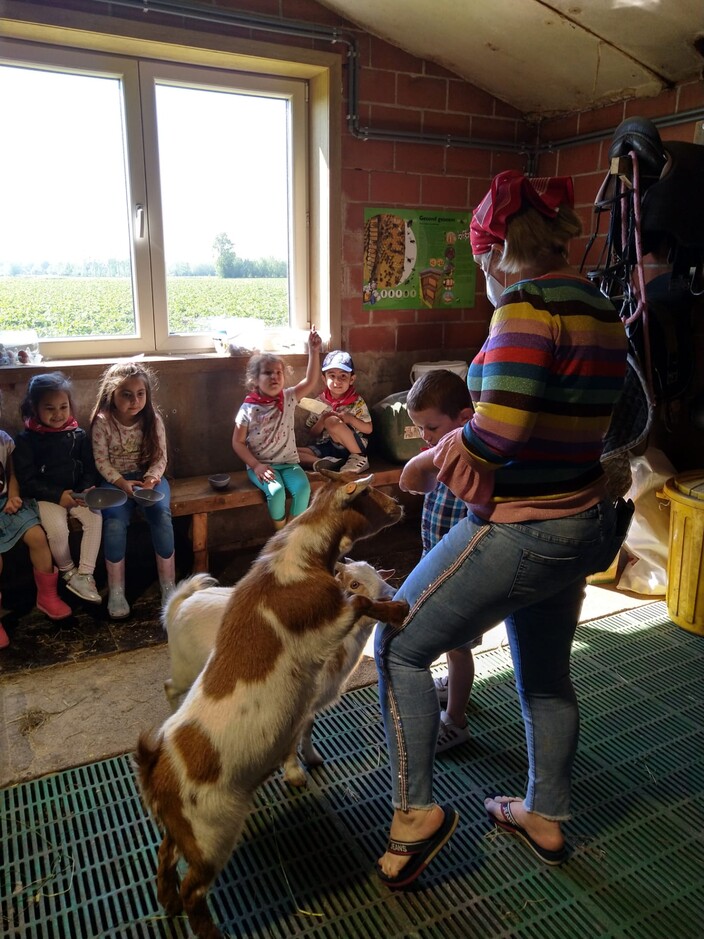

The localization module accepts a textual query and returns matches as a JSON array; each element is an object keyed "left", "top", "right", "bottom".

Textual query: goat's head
[
  {"left": 335, "top": 559, "right": 396, "bottom": 601},
  {"left": 312, "top": 470, "right": 404, "bottom": 555}
]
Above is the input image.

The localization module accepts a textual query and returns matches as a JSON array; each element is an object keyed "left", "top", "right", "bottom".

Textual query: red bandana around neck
[
  {"left": 25, "top": 416, "right": 79, "bottom": 434},
  {"left": 244, "top": 390, "right": 284, "bottom": 413},
  {"left": 321, "top": 386, "right": 359, "bottom": 411}
]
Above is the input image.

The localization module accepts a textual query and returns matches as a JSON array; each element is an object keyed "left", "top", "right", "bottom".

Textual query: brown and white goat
[
  {"left": 135, "top": 472, "right": 406, "bottom": 939},
  {"left": 162, "top": 559, "right": 396, "bottom": 784}
]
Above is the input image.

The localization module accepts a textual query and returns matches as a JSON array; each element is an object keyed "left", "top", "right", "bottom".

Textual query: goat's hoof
[
  {"left": 300, "top": 746, "right": 324, "bottom": 767},
  {"left": 158, "top": 888, "right": 183, "bottom": 916},
  {"left": 282, "top": 766, "right": 308, "bottom": 788},
  {"left": 385, "top": 600, "right": 410, "bottom": 626}
]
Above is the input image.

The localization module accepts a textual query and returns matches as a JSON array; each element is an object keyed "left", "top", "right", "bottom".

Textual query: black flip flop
[
  {"left": 489, "top": 799, "right": 569, "bottom": 866},
  {"left": 377, "top": 803, "right": 459, "bottom": 889}
]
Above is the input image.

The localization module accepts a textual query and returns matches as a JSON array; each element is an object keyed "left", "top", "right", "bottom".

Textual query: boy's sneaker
[
  {"left": 340, "top": 453, "right": 370, "bottom": 473},
  {"left": 66, "top": 572, "right": 102, "bottom": 604},
  {"left": 313, "top": 456, "right": 344, "bottom": 472},
  {"left": 436, "top": 710, "right": 470, "bottom": 753},
  {"left": 434, "top": 674, "right": 449, "bottom": 707}
]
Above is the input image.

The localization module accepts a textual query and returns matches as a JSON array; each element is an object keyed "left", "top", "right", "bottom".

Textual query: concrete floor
[{"left": 0, "top": 517, "right": 658, "bottom": 789}]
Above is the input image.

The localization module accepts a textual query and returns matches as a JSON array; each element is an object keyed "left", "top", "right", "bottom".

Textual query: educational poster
[{"left": 363, "top": 207, "right": 475, "bottom": 310}]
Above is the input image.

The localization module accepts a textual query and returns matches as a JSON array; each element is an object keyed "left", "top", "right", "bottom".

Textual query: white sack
[{"left": 617, "top": 447, "right": 676, "bottom": 595}]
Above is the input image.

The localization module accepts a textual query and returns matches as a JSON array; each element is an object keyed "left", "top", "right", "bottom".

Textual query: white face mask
[
  {"left": 477, "top": 248, "right": 504, "bottom": 307},
  {"left": 485, "top": 274, "right": 504, "bottom": 307}
]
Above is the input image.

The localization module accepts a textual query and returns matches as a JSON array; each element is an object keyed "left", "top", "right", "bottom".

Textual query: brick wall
[
  {"left": 537, "top": 81, "right": 704, "bottom": 271},
  {"left": 11, "top": 0, "right": 704, "bottom": 470},
  {"left": 337, "top": 26, "right": 525, "bottom": 363}
]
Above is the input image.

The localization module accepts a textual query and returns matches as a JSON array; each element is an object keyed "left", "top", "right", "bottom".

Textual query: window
[{"left": 0, "top": 35, "right": 322, "bottom": 359}]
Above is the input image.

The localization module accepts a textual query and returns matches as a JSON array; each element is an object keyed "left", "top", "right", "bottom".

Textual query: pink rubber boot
[
  {"left": 33, "top": 568, "right": 72, "bottom": 620},
  {"left": 0, "top": 591, "right": 8, "bottom": 648}
]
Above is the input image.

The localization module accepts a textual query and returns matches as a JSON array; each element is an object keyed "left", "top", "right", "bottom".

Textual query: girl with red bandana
[
  {"left": 14, "top": 372, "right": 101, "bottom": 607},
  {"left": 232, "top": 328, "right": 322, "bottom": 530}
]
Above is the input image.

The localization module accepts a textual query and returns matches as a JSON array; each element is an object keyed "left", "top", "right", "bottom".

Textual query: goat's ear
[
  {"left": 344, "top": 474, "right": 373, "bottom": 495},
  {"left": 378, "top": 568, "right": 396, "bottom": 581},
  {"left": 338, "top": 535, "right": 353, "bottom": 554},
  {"left": 334, "top": 561, "right": 344, "bottom": 574}
]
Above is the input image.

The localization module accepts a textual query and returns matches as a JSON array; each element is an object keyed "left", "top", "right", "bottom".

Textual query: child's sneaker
[
  {"left": 66, "top": 572, "right": 102, "bottom": 604},
  {"left": 436, "top": 710, "right": 470, "bottom": 753},
  {"left": 434, "top": 674, "right": 449, "bottom": 707},
  {"left": 313, "top": 456, "right": 344, "bottom": 472},
  {"left": 340, "top": 453, "right": 370, "bottom": 473}
]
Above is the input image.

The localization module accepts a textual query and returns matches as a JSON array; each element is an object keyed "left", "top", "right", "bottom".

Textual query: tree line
[{"left": 3, "top": 232, "right": 287, "bottom": 279}]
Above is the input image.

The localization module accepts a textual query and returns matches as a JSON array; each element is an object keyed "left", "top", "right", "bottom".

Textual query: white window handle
[{"left": 135, "top": 204, "right": 145, "bottom": 239}]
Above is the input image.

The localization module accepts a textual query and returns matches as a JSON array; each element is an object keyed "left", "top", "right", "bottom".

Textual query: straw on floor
[{"left": 2, "top": 601, "right": 703, "bottom": 938}]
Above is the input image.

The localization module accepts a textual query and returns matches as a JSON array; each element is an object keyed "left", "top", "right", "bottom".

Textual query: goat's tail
[{"left": 161, "top": 573, "right": 219, "bottom": 634}]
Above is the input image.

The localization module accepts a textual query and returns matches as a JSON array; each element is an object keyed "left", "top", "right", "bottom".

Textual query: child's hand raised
[{"left": 308, "top": 327, "right": 322, "bottom": 352}]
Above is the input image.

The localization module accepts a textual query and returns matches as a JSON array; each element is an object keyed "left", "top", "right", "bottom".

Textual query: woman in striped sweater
[{"left": 374, "top": 170, "right": 629, "bottom": 887}]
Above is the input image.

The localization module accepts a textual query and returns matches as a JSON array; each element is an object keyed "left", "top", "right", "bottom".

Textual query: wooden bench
[{"left": 170, "top": 459, "right": 405, "bottom": 573}]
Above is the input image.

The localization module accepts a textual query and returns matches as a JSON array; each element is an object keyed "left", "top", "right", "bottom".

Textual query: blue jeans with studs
[{"left": 375, "top": 499, "right": 619, "bottom": 820}]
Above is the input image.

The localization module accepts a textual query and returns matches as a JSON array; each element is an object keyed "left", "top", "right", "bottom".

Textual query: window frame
[
  {"left": 0, "top": 9, "right": 340, "bottom": 359},
  {"left": 140, "top": 60, "right": 309, "bottom": 354}
]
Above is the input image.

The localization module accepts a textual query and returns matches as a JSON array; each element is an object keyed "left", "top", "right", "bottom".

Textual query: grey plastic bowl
[
  {"left": 132, "top": 487, "right": 165, "bottom": 506},
  {"left": 71, "top": 489, "right": 127, "bottom": 510},
  {"left": 208, "top": 473, "right": 231, "bottom": 491}
]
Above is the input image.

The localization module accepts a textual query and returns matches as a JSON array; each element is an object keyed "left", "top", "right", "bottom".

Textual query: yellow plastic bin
[{"left": 660, "top": 472, "right": 704, "bottom": 635}]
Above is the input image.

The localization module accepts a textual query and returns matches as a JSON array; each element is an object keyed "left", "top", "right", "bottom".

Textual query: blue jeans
[
  {"left": 375, "top": 499, "right": 620, "bottom": 820},
  {"left": 310, "top": 431, "right": 368, "bottom": 460},
  {"left": 246, "top": 463, "right": 311, "bottom": 520},
  {"left": 100, "top": 474, "right": 175, "bottom": 562}
]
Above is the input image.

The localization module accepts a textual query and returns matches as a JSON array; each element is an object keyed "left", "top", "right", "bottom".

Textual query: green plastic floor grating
[{"left": 2, "top": 602, "right": 704, "bottom": 938}]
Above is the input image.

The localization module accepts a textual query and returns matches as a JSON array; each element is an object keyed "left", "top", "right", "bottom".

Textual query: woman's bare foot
[
  {"left": 485, "top": 796, "right": 565, "bottom": 854},
  {"left": 378, "top": 804, "right": 446, "bottom": 880}
]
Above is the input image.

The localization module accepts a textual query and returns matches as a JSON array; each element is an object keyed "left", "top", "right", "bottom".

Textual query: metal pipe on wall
[{"left": 81, "top": 0, "right": 704, "bottom": 158}]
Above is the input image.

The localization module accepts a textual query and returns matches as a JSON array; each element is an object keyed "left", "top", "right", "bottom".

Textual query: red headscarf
[{"left": 469, "top": 170, "right": 574, "bottom": 255}]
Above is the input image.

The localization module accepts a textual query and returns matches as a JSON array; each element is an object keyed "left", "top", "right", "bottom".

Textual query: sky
[{"left": 0, "top": 63, "right": 290, "bottom": 268}]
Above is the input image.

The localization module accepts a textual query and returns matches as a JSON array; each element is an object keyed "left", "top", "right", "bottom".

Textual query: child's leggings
[
  {"left": 246, "top": 462, "right": 311, "bottom": 521},
  {"left": 38, "top": 500, "right": 102, "bottom": 575}
]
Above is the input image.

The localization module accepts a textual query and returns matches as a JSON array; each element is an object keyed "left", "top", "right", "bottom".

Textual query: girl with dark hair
[
  {"left": 90, "top": 361, "right": 175, "bottom": 619},
  {"left": 1, "top": 389, "right": 71, "bottom": 648},
  {"left": 14, "top": 371, "right": 102, "bottom": 605}
]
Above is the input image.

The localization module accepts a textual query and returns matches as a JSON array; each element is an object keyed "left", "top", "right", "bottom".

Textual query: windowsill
[{"left": 0, "top": 350, "right": 310, "bottom": 385}]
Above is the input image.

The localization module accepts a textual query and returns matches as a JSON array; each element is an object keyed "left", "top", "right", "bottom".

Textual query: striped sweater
[{"left": 459, "top": 273, "right": 627, "bottom": 507}]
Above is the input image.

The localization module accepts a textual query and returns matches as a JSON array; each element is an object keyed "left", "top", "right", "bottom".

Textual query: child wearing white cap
[{"left": 297, "top": 350, "right": 373, "bottom": 473}]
